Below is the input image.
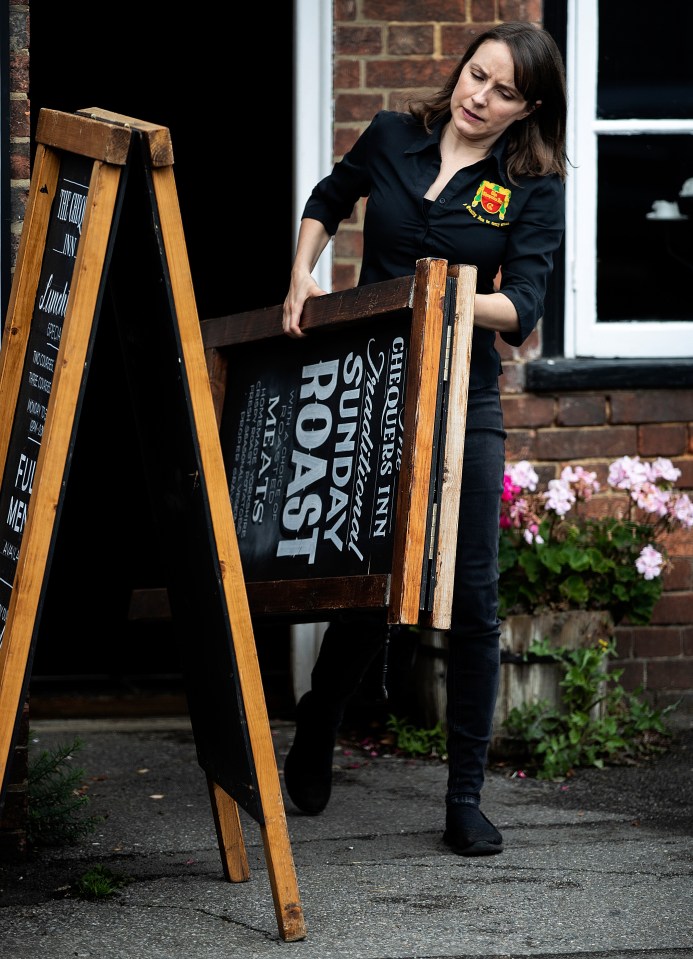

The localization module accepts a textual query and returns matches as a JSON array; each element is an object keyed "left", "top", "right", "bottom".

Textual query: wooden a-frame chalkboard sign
[
  {"left": 0, "top": 108, "right": 305, "bottom": 942},
  {"left": 201, "top": 258, "right": 477, "bottom": 629}
]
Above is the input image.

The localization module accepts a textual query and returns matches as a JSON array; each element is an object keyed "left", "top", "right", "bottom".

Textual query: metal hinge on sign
[
  {"left": 428, "top": 502, "right": 438, "bottom": 560},
  {"left": 442, "top": 325, "right": 452, "bottom": 381}
]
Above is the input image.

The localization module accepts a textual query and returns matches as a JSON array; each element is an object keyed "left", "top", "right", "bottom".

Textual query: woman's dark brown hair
[{"left": 408, "top": 21, "right": 567, "bottom": 183}]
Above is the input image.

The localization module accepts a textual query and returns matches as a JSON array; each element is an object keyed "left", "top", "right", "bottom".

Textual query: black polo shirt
[{"left": 302, "top": 110, "right": 565, "bottom": 389}]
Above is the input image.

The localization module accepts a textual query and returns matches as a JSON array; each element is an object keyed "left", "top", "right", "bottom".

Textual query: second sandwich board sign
[{"left": 0, "top": 107, "right": 306, "bottom": 943}]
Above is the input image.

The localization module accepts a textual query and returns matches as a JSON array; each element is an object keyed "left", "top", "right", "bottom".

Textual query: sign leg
[
  {"left": 206, "top": 776, "right": 250, "bottom": 882},
  {"left": 259, "top": 809, "right": 308, "bottom": 942}
]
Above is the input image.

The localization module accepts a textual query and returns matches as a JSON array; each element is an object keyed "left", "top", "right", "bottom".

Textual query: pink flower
[
  {"left": 508, "top": 460, "right": 539, "bottom": 491},
  {"left": 635, "top": 545, "right": 664, "bottom": 580},
  {"left": 499, "top": 455, "right": 691, "bottom": 624},
  {"left": 542, "top": 478, "right": 576, "bottom": 516},
  {"left": 634, "top": 483, "right": 671, "bottom": 517},
  {"left": 502, "top": 474, "right": 520, "bottom": 502},
  {"left": 523, "top": 524, "right": 544, "bottom": 545},
  {"left": 648, "top": 457, "right": 681, "bottom": 483},
  {"left": 509, "top": 496, "right": 530, "bottom": 526},
  {"left": 561, "top": 465, "right": 600, "bottom": 501},
  {"left": 672, "top": 493, "right": 693, "bottom": 528},
  {"left": 608, "top": 455, "right": 650, "bottom": 491}
]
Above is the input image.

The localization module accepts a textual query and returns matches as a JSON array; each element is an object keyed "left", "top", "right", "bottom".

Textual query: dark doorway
[
  {"left": 28, "top": 5, "right": 294, "bottom": 318},
  {"left": 26, "top": 6, "right": 295, "bottom": 713}
]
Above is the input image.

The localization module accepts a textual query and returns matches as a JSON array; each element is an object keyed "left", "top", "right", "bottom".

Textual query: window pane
[
  {"left": 597, "top": 134, "right": 693, "bottom": 322},
  {"left": 598, "top": 0, "right": 693, "bottom": 120}
]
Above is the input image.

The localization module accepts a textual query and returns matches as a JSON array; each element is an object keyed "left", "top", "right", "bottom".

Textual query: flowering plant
[{"left": 498, "top": 456, "right": 693, "bottom": 626}]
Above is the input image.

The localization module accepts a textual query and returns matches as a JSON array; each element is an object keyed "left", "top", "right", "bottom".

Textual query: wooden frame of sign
[
  {"left": 201, "top": 258, "right": 476, "bottom": 630},
  {"left": 0, "top": 108, "right": 305, "bottom": 942}
]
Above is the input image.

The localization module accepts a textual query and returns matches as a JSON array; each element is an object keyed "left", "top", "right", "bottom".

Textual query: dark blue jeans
[
  {"left": 308, "top": 385, "right": 506, "bottom": 806},
  {"left": 445, "top": 385, "right": 505, "bottom": 805}
]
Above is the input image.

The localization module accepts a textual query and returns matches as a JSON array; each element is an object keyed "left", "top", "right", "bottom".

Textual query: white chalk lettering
[
  {"left": 27, "top": 370, "right": 52, "bottom": 394},
  {"left": 347, "top": 340, "right": 384, "bottom": 558},
  {"left": 37, "top": 274, "right": 69, "bottom": 318},
  {"left": 278, "top": 356, "right": 350, "bottom": 562},
  {"left": 14, "top": 453, "right": 36, "bottom": 494},
  {"left": 56, "top": 188, "right": 87, "bottom": 234},
  {"left": 61, "top": 232, "right": 78, "bottom": 258},
  {"left": 276, "top": 527, "right": 319, "bottom": 562},
  {"left": 1, "top": 540, "right": 19, "bottom": 561},
  {"left": 46, "top": 322, "right": 62, "bottom": 344},
  {"left": 299, "top": 359, "right": 339, "bottom": 401},
  {"left": 32, "top": 350, "right": 55, "bottom": 373},
  {"left": 322, "top": 353, "right": 364, "bottom": 552},
  {"left": 379, "top": 337, "right": 405, "bottom": 478},
  {"left": 373, "top": 485, "right": 391, "bottom": 537},
  {"left": 7, "top": 496, "right": 28, "bottom": 533}
]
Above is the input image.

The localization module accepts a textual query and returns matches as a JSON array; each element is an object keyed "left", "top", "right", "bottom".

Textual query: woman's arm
[
  {"left": 495, "top": 175, "right": 565, "bottom": 346},
  {"left": 473, "top": 291, "right": 521, "bottom": 336},
  {"left": 282, "top": 218, "right": 332, "bottom": 339}
]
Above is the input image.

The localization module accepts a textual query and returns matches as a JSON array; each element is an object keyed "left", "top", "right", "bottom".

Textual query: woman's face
[{"left": 449, "top": 40, "right": 538, "bottom": 144}]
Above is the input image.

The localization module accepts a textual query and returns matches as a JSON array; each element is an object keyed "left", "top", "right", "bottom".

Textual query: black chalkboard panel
[
  {"left": 0, "top": 152, "right": 93, "bottom": 644},
  {"left": 219, "top": 314, "right": 411, "bottom": 581},
  {"left": 105, "top": 138, "right": 260, "bottom": 817}
]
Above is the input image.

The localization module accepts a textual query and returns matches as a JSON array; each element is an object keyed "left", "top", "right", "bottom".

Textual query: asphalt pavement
[{"left": 1, "top": 712, "right": 691, "bottom": 958}]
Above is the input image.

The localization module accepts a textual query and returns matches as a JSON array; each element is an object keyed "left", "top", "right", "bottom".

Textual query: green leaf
[{"left": 560, "top": 575, "right": 590, "bottom": 605}]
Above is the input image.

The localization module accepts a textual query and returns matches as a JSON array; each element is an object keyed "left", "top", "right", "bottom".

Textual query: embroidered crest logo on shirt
[{"left": 472, "top": 181, "right": 511, "bottom": 220}]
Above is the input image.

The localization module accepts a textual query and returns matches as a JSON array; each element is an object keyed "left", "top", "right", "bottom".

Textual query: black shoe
[
  {"left": 443, "top": 804, "right": 503, "bottom": 856},
  {"left": 284, "top": 692, "right": 340, "bottom": 815}
]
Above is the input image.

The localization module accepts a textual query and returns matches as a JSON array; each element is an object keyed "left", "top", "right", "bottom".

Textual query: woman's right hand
[
  {"left": 282, "top": 272, "right": 328, "bottom": 339},
  {"left": 282, "top": 218, "right": 331, "bottom": 338}
]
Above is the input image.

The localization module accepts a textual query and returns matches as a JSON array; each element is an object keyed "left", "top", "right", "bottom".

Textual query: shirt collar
[
  {"left": 406, "top": 116, "right": 508, "bottom": 178},
  {"left": 404, "top": 117, "right": 446, "bottom": 155}
]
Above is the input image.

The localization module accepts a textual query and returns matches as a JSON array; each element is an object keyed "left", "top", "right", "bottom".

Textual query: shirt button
[{"left": 439, "top": 197, "right": 446, "bottom": 204}]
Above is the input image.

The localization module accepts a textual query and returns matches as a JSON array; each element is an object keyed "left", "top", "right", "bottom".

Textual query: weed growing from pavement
[
  {"left": 384, "top": 715, "right": 448, "bottom": 759},
  {"left": 75, "top": 864, "right": 131, "bottom": 899},
  {"left": 27, "top": 734, "right": 101, "bottom": 847}
]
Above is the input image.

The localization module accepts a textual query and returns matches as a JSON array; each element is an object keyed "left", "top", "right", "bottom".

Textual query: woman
[{"left": 281, "top": 21, "right": 567, "bottom": 856}]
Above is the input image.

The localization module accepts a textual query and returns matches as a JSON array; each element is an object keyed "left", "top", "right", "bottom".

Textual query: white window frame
[
  {"left": 565, "top": 0, "right": 693, "bottom": 359},
  {"left": 293, "top": 0, "right": 333, "bottom": 294},
  {"left": 291, "top": 0, "right": 334, "bottom": 698}
]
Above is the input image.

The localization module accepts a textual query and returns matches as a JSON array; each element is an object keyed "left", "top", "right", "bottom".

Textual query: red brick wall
[
  {"left": 501, "top": 367, "right": 693, "bottom": 714},
  {"left": 332, "top": 1, "right": 543, "bottom": 290},
  {"left": 8, "top": 2, "right": 31, "bottom": 273},
  {"left": 331, "top": 2, "right": 693, "bottom": 717}
]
